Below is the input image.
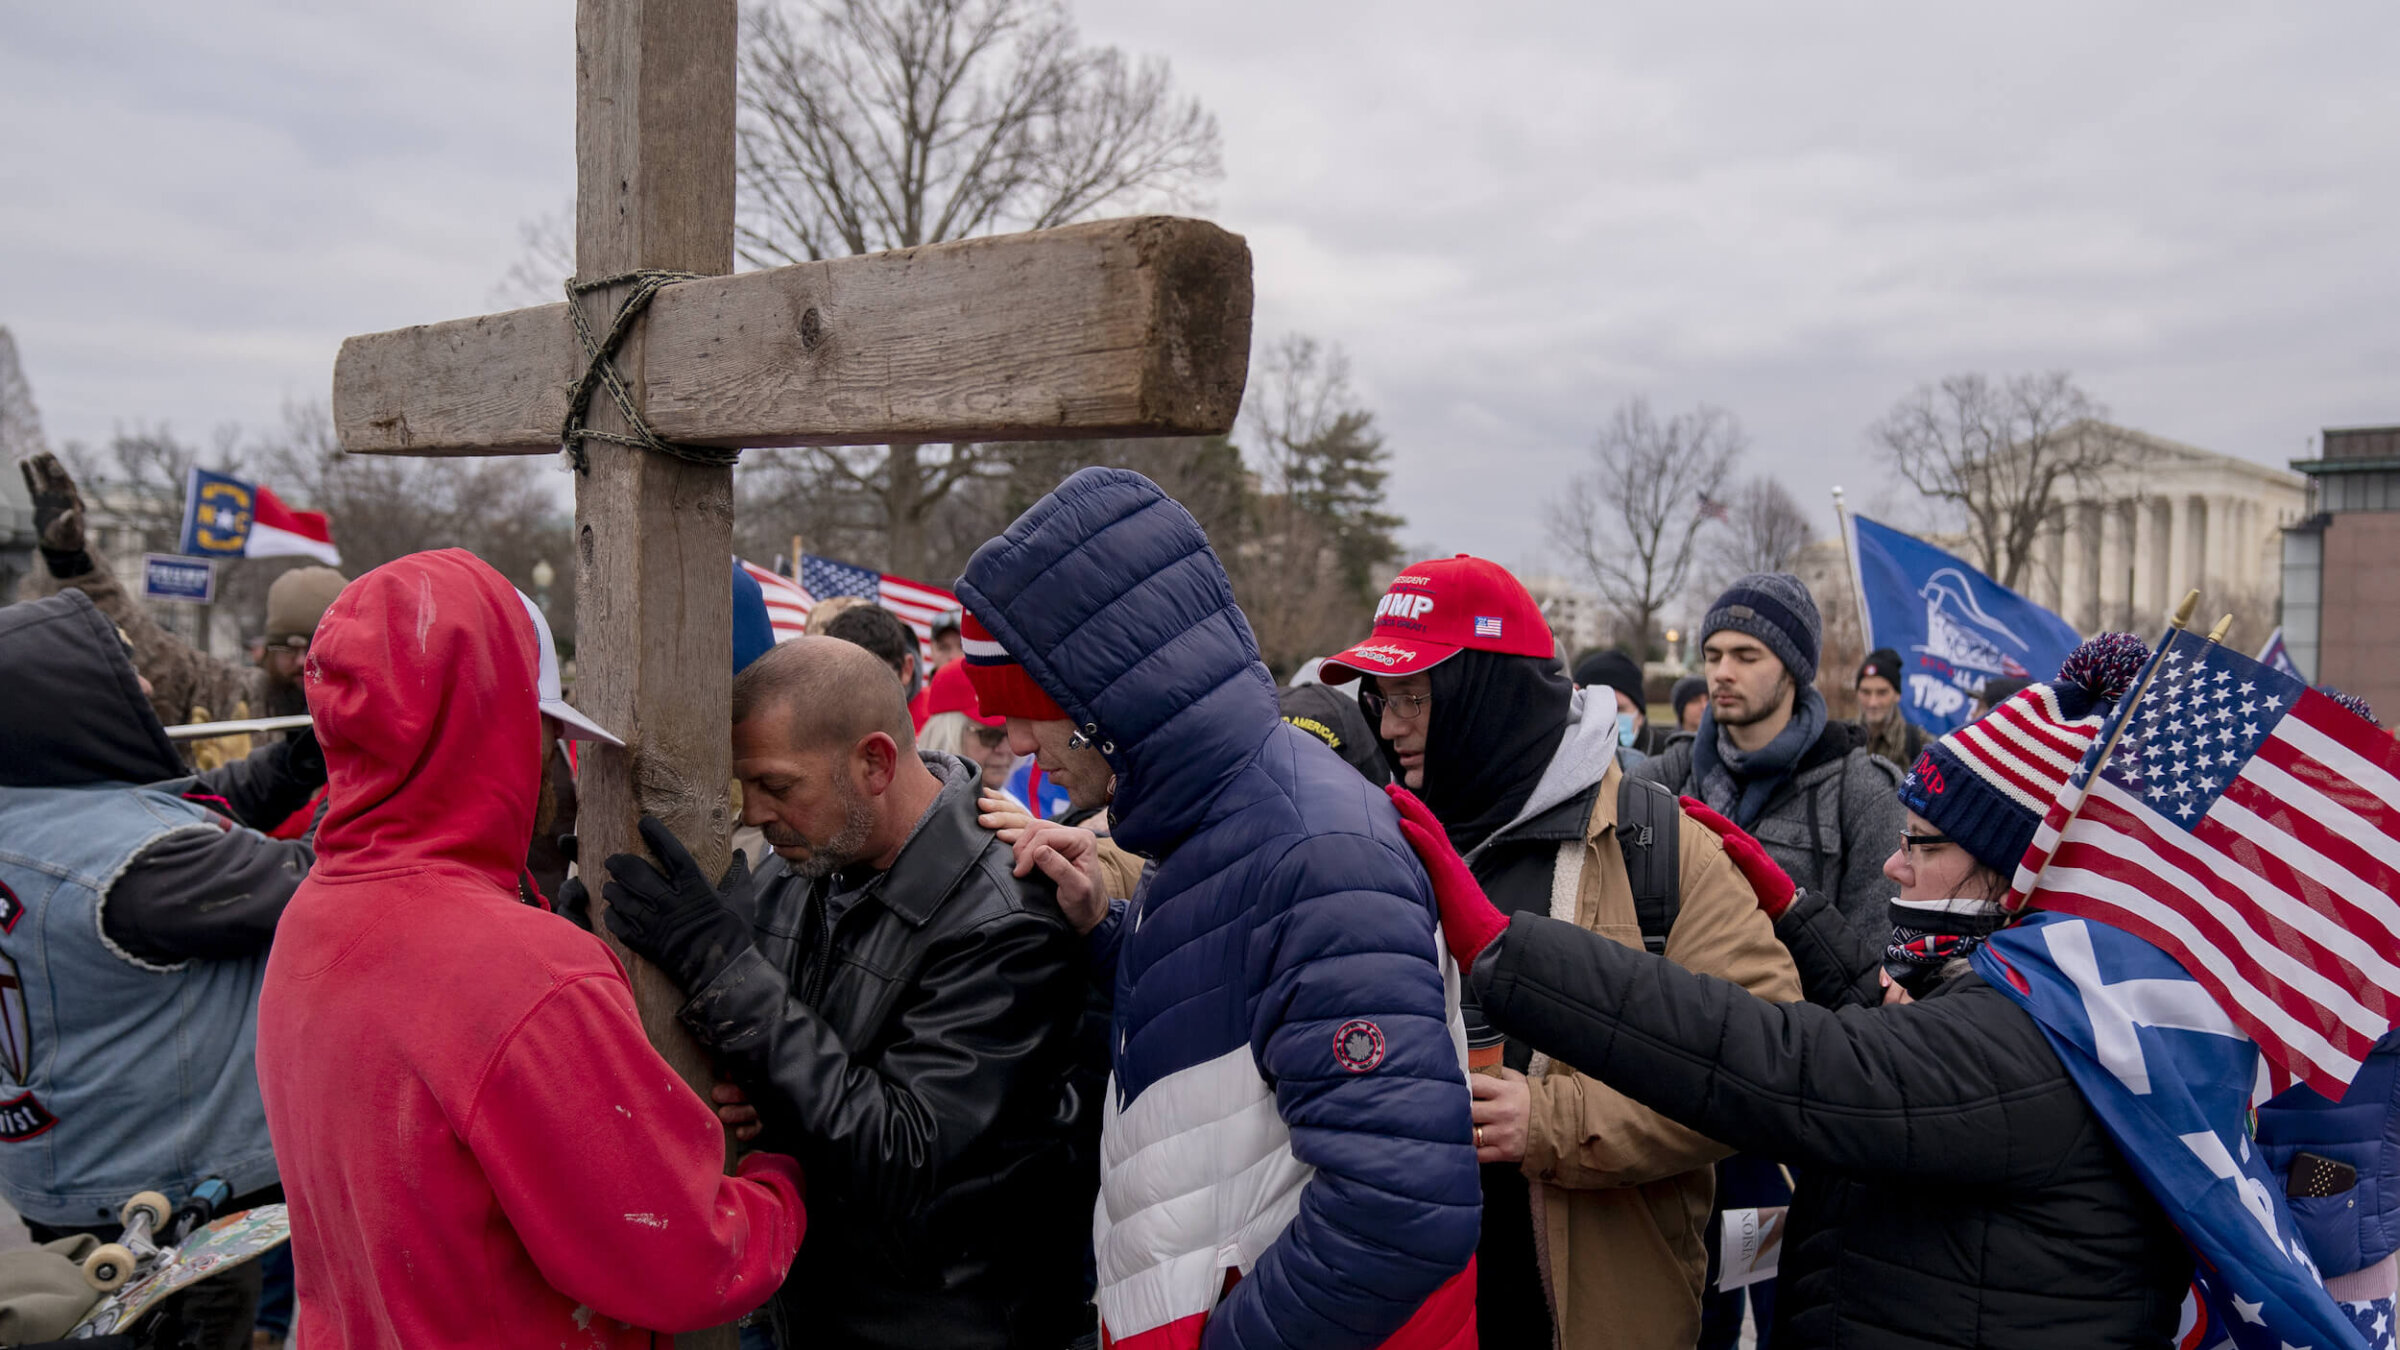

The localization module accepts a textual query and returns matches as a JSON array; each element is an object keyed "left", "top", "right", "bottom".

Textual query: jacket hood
[
  {"left": 0, "top": 589, "right": 184, "bottom": 787},
  {"left": 305, "top": 548, "right": 543, "bottom": 885},
  {"left": 956, "top": 467, "right": 1277, "bottom": 856}
]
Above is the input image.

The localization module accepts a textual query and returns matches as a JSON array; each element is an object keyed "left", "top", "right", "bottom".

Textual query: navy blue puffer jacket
[{"left": 958, "top": 468, "right": 1480, "bottom": 1350}]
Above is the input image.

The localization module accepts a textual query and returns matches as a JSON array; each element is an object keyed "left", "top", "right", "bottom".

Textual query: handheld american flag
[
  {"left": 798, "top": 554, "right": 960, "bottom": 647},
  {"left": 734, "top": 554, "right": 962, "bottom": 648},
  {"left": 2009, "top": 626, "right": 2400, "bottom": 1098}
]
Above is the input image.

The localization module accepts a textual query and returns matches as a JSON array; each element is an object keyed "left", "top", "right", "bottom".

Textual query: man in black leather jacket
[{"left": 600, "top": 637, "right": 1091, "bottom": 1349}]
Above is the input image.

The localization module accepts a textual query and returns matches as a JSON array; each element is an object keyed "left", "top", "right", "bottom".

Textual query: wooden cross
[{"left": 329, "top": 5, "right": 1248, "bottom": 1338}]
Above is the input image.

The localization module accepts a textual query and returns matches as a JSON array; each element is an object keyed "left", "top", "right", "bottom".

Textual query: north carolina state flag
[{"left": 179, "top": 467, "right": 340, "bottom": 565}]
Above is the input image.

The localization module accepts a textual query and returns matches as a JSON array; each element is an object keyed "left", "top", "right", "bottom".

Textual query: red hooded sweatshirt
[{"left": 256, "top": 549, "right": 803, "bottom": 1348}]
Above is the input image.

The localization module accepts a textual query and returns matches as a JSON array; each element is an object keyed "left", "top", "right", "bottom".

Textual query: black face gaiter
[{"left": 1377, "top": 648, "right": 1574, "bottom": 854}]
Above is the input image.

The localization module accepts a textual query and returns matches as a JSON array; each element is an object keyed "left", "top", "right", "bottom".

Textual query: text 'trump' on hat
[{"left": 1319, "top": 555, "right": 1555, "bottom": 685}]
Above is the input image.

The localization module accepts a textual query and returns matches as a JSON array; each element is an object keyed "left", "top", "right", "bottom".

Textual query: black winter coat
[
  {"left": 678, "top": 756, "right": 1093, "bottom": 1350},
  {"left": 1471, "top": 909, "right": 2193, "bottom": 1349}
]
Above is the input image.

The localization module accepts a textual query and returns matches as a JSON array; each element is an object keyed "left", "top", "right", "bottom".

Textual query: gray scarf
[{"left": 1692, "top": 684, "right": 1829, "bottom": 828}]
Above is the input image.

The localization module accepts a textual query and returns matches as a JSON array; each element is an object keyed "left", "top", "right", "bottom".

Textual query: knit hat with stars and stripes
[{"left": 1898, "top": 633, "right": 2151, "bottom": 877}]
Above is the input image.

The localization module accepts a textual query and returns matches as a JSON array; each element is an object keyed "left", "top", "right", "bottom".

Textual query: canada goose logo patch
[{"left": 1333, "top": 1020, "right": 1385, "bottom": 1073}]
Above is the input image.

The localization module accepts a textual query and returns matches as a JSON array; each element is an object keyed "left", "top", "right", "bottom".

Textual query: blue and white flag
[
  {"left": 2257, "top": 628, "right": 2306, "bottom": 682},
  {"left": 1972, "top": 912, "right": 2368, "bottom": 1350},
  {"left": 1850, "top": 515, "right": 2081, "bottom": 736}
]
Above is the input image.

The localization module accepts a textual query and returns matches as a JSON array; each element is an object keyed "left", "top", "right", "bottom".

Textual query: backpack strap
[{"left": 1617, "top": 774, "right": 1682, "bottom": 955}]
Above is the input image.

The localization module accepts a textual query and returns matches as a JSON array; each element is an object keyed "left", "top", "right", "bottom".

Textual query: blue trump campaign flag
[
  {"left": 1973, "top": 913, "right": 2368, "bottom": 1350},
  {"left": 2257, "top": 628, "right": 2305, "bottom": 681},
  {"left": 1851, "top": 514, "right": 2081, "bottom": 735}
]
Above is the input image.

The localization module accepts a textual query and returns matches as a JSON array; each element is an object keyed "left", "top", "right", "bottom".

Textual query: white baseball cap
[{"left": 517, "top": 591, "right": 623, "bottom": 746}]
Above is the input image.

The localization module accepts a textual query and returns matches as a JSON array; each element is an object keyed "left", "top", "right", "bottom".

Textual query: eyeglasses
[
  {"left": 1359, "top": 688, "right": 1431, "bottom": 723},
  {"left": 1899, "top": 830, "right": 1956, "bottom": 854}
]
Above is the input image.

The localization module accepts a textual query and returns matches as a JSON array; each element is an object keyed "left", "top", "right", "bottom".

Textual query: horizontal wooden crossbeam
[{"left": 333, "top": 216, "right": 1253, "bottom": 456}]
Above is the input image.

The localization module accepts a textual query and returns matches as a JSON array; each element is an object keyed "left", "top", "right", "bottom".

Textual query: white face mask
[
  {"left": 1616, "top": 710, "right": 1641, "bottom": 747},
  {"left": 1889, "top": 895, "right": 2009, "bottom": 916}
]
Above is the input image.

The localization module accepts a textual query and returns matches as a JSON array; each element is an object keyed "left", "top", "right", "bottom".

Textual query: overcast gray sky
[{"left": 6, "top": 2, "right": 2394, "bottom": 571}]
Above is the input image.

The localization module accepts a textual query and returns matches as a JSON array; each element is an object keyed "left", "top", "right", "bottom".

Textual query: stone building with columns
[
  {"left": 2017, "top": 425, "right": 2305, "bottom": 636},
  {"left": 1793, "top": 424, "right": 2303, "bottom": 713}
]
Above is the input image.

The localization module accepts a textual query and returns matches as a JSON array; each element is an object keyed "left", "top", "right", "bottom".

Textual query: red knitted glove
[
  {"left": 1678, "top": 796, "right": 1796, "bottom": 919},
  {"left": 1387, "top": 784, "right": 1511, "bottom": 966}
]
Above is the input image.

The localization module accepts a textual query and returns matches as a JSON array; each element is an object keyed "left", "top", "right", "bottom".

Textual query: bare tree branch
[
  {"left": 488, "top": 210, "right": 575, "bottom": 307},
  {"left": 1547, "top": 398, "right": 1745, "bottom": 659},
  {"left": 733, "top": 0, "right": 1219, "bottom": 264},
  {"left": 1695, "top": 475, "right": 1816, "bottom": 600},
  {"left": 1868, "top": 371, "right": 2128, "bottom": 591}
]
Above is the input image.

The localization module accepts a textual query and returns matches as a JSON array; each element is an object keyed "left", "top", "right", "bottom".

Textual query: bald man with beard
[{"left": 600, "top": 637, "right": 1094, "bottom": 1350}]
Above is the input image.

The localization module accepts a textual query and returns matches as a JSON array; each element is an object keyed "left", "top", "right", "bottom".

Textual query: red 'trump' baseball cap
[{"left": 1319, "top": 555, "right": 1556, "bottom": 684}]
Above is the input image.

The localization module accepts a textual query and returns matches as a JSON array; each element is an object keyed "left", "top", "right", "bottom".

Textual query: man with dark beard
[{"left": 599, "top": 635, "right": 1092, "bottom": 1349}]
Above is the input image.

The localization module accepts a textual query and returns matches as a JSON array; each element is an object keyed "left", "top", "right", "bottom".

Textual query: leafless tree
[
  {"left": 722, "top": 0, "right": 1221, "bottom": 578},
  {"left": 54, "top": 423, "right": 249, "bottom": 555},
  {"left": 736, "top": 0, "right": 1220, "bottom": 264},
  {"left": 1218, "top": 335, "right": 1404, "bottom": 672},
  {"left": 256, "top": 404, "right": 578, "bottom": 642},
  {"left": 497, "top": 1, "right": 1222, "bottom": 579},
  {"left": 1549, "top": 399, "right": 1745, "bottom": 660},
  {"left": 1869, "top": 371, "right": 2129, "bottom": 592},
  {"left": 1696, "top": 475, "right": 1816, "bottom": 599},
  {"left": 488, "top": 209, "right": 574, "bottom": 308}
]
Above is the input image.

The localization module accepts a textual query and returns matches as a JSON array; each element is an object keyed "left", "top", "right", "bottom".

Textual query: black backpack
[{"left": 1616, "top": 774, "right": 1682, "bottom": 955}]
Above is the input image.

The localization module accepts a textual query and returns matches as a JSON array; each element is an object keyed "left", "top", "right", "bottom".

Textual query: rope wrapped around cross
[{"left": 558, "top": 270, "right": 743, "bottom": 473}]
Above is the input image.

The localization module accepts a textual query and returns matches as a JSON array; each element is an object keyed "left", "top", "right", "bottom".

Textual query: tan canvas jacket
[{"left": 1518, "top": 756, "right": 1802, "bottom": 1349}]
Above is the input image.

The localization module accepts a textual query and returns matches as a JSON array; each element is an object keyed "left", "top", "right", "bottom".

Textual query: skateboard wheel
[
  {"left": 82, "top": 1243, "right": 134, "bottom": 1292},
  {"left": 120, "top": 1190, "right": 170, "bottom": 1229}
]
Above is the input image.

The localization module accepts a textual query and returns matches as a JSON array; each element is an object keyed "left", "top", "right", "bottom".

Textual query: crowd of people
[{"left": 1, "top": 452, "right": 2395, "bottom": 1350}]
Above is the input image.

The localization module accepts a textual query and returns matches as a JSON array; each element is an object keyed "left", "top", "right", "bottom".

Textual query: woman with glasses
[{"left": 1393, "top": 635, "right": 2197, "bottom": 1349}]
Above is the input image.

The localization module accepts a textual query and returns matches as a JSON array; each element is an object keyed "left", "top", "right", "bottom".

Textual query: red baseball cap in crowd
[
  {"left": 1319, "top": 555, "right": 1556, "bottom": 685},
  {"left": 922, "top": 656, "right": 1003, "bottom": 728}
]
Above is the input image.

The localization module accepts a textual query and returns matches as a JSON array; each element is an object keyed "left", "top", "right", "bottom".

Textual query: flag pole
[
  {"left": 2002, "top": 588, "right": 2203, "bottom": 913},
  {"left": 1830, "top": 486, "right": 1874, "bottom": 653}
]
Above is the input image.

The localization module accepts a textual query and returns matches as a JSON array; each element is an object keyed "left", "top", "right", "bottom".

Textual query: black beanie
[
  {"left": 1280, "top": 683, "right": 1391, "bottom": 786},
  {"left": 1857, "top": 647, "right": 1903, "bottom": 689},
  {"left": 1573, "top": 650, "right": 1646, "bottom": 713},
  {"left": 1670, "top": 674, "right": 1706, "bottom": 721}
]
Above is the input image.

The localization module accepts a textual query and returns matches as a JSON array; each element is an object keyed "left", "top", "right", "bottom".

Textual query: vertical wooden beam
[{"left": 569, "top": 7, "right": 742, "bottom": 1346}]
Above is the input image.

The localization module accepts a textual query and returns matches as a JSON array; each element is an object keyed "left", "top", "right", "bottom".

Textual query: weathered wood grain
[
  {"left": 331, "top": 216, "right": 1253, "bottom": 456},
  {"left": 559, "top": 10, "right": 743, "bottom": 1348}
]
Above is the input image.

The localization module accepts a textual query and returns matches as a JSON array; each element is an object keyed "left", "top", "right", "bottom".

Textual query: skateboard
[{"left": 67, "top": 1201, "right": 289, "bottom": 1337}]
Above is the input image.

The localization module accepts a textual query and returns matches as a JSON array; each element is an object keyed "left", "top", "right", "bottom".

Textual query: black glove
[
  {"left": 20, "top": 452, "right": 93, "bottom": 577},
  {"left": 556, "top": 875, "right": 594, "bottom": 932},
  {"left": 279, "top": 726, "right": 326, "bottom": 792},
  {"left": 601, "top": 815, "right": 755, "bottom": 991}
]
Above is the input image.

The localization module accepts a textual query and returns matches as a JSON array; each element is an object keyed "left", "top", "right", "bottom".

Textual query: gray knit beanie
[{"left": 1702, "top": 572, "right": 1822, "bottom": 685}]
